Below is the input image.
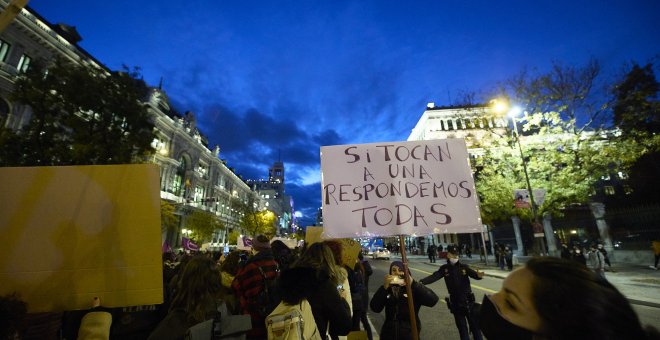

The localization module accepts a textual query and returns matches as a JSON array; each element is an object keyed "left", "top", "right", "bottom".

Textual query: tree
[
  {"left": 612, "top": 62, "right": 660, "bottom": 202},
  {"left": 185, "top": 210, "right": 224, "bottom": 242},
  {"left": 613, "top": 63, "right": 660, "bottom": 136},
  {"left": 228, "top": 229, "right": 241, "bottom": 245},
  {"left": 232, "top": 196, "right": 276, "bottom": 237},
  {"left": 478, "top": 60, "right": 645, "bottom": 218},
  {"left": 161, "top": 199, "right": 178, "bottom": 233},
  {"left": 0, "top": 58, "right": 155, "bottom": 166}
]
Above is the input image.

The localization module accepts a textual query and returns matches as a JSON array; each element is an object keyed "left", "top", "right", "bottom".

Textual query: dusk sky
[{"left": 29, "top": 1, "right": 659, "bottom": 227}]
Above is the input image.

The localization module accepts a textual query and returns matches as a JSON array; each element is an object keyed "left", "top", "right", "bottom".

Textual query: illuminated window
[
  {"left": 194, "top": 186, "right": 205, "bottom": 202},
  {"left": 17, "top": 54, "right": 31, "bottom": 73},
  {"left": 0, "top": 40, "right": 10, "bottom": 62},
  {"left": 604, "top": 186, "right": 615, "bottom": 195}
]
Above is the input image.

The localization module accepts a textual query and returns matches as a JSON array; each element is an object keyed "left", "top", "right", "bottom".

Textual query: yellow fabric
[
  {"left": 221, "top": 271, "right": 235, "bottom": 288},
  {"left": 78, "top": 311, "right": 112, "bottom": 340},
  {"left": 652, "top": 241, "right": 660, "bottom": 255}
]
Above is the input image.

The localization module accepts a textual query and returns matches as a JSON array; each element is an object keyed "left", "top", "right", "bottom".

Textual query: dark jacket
[
  {"left": 278, "top": 266, "right": 352, "bottom": 340},
  {"left": 231, "top": 249, "right": 279, "bottom": 338},
  {"left": 420, "top": 261, "right": 481, "bottom": 310},
  {"left": 369, "top": 281, "right": 439, "bottom": 340}
]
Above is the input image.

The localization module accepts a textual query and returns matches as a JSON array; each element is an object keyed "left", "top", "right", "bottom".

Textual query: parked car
[{"left": 372, "top": 248, "right": 391, "bottom": 260}]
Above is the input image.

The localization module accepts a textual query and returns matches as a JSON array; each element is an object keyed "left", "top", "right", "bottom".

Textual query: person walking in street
[
  {"left": 503, "top": 245, "right": 513, "bottom": 271},
  {"left": 427, "top": 244, "right": 437, "bottom": 263},
  {"left": 348, "top": 256, "right": 372, "bottom": 340},
  {"left": 587, "top": 243, "right": 606, "bottom": 280},
  {"left": 597, "top": 243, "right": 615, "bottom": 272},
  {"left": 496, "top": 244, "right": 505, "bottom": 270},
  {"left": 370, "top": 261, "right": 439, "bottom": 340},
  {"left": 650, "top": 240, "right": 660, "bottom": 270},
  {"left": 420, "top": 249, "right": 484, "bottom": 340}
]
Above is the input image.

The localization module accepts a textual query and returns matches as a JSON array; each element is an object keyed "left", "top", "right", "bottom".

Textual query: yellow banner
[{"left": 0, "top": 164, "right": 163, "bottom": 312}]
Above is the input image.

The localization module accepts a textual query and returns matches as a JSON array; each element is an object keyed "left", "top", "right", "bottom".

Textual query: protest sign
[
  {"left": 320, "top": 139, "right": 482, "bottom": 238},
  {"left": 0, "top": 164, "right": 162, "bottom": 312},
  {"left": 338, "top": 238, "right": 361, "bottom": 267},
  {"left": 305, "top": 226, "right": 324, "bottom": 246},
  {"left": 237, "top": 236, "right": 253, "bottom": 251}
]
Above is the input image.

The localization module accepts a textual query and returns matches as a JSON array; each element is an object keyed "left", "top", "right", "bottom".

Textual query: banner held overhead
[{"left": 320, "top": 139, "right": 482, "bottom": 238}]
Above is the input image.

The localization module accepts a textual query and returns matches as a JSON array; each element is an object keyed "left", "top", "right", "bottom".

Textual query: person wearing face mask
[
  {"left": 479, "top": 256, "right": 660, "bottom": 340},
  {"left": 370, "top": 261, "right": 439, "bottom": 340},
  {"left": 596, "top": 242, "right": 615, "bottom": 272},
  {"left": 420, "top": 249, "right": 484, "bottom": 340}
]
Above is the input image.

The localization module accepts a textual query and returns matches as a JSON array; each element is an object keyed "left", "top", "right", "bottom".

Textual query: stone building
[
  {"left": 246, "top": 161, "right": 295, "bottom": 236},
  {"left": 0, "top": 3, "right": 262, "bottom": 249}
]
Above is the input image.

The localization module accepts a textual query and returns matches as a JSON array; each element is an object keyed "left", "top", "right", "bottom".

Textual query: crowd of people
[{"left": 2, "top": 236, "right": 659, "bottom": 340}]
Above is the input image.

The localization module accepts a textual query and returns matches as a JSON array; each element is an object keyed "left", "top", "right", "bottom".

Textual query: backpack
[
  {"left": 265, "top": 300, "right": 321, "bottom": 340},
  {"left": 256, "top": 265, "right": 281, "bottom": 317}
]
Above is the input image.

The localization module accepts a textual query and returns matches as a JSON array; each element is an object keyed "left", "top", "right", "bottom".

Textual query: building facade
[
  {"left": 0, "top": 3, "right": 264, "bottom": 249},
  {"left": 406, "top": 102, "right": 637, "bottom": 257},
  {"left": 247, "top": 161, "right": 296, "bottom": 235}
]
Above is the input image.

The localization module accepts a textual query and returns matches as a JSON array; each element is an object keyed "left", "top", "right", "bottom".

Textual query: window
[
  {"left": 0, "top": 40, "right": 10, "bottom": 62},
  {"left": 604, "top": 186, "right": 615, "bottom": 195},
  {"left": 17, "top": 54, "right": 31, "bottom": 73},
  {"left": 194, "top": 186, "right": 205, "bottom": 202}
]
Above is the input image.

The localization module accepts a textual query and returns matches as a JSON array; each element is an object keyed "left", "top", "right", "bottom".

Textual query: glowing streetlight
[{"left": 492, "top": 98, "right": 547, "bottom": 255}]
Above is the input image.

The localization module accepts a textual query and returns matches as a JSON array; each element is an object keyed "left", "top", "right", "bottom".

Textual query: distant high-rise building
[{"left": 247, "top": 161, "right": 295, "bottom": 235}]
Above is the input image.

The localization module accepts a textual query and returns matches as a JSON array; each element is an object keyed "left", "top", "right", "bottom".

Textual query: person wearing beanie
[
  {"left": 369, "top": 261, "right": 438, "bottom": 340},
  {"left": 420, "top": 250, "right": 484, "bottom": 340},
  {"left": 251, "top": 234, "right": 271, "bottom": 253},
  {"left": 232, "top": 234, "right": 280, "bottom": 339}
]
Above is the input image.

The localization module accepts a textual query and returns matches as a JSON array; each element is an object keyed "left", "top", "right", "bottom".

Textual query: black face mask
[{"left": 479, "top": 295, "right": 535, "bottom": 340}]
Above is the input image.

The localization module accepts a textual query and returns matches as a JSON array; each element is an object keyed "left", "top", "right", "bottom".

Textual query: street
[{"left": 364, "top": 257, "right": 660, "bottom": 340}]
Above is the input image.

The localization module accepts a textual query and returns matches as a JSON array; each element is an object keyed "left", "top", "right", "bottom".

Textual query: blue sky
[{"left": 29, "top": 1, "right": 660, "bottom": 227}]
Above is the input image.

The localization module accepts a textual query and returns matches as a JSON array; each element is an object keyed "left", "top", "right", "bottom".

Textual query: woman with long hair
[
  {"left": 278, "top": 242, "right": 352, "bottom": 340},
  {"left": 148, "top": 255, "right": 223, "bottom": 340}
]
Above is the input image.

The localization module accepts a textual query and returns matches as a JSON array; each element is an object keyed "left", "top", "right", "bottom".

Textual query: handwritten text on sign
[{"left": 320, "top": 139, "right": 482, "bottom": 238}]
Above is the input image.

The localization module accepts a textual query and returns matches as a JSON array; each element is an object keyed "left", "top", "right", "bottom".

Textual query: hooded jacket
[
  {"left": 370, "top": 262, "right": 439, "bottom": 340},
  {"left": 278, "top": 266, "right": 352, "bottom": 339}
]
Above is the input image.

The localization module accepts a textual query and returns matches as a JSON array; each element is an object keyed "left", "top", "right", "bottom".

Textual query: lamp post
[
  {"left": 508, "top": 108, "right": 547, "bottom": 255},
  {"left": 492, "top": 99, "right": 547, "bottom": 255}
]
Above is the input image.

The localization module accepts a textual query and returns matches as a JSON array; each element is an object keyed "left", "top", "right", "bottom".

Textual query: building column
[
  {"left": 512, "top": 216, "right": 525, "bottom": 256},
  {"left": 542, "top": 212, "right": 558, "bottom": 256},
  {"left": 589, "top": 202, "right": 614, "bottom": 255}
]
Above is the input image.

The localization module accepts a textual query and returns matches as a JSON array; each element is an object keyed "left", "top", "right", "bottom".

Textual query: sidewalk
[{"left": 396, "top": 254, "right": 660, "bottom": 308}]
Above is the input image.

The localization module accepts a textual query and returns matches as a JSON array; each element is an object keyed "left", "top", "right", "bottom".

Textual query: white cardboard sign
[{"left": 320, "top": 139, "right": 482, "bottom": 238}]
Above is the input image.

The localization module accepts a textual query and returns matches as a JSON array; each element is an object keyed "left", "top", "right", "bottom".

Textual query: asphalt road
[{"left": 363, "top": 257, "right": 660, "bottom": 340}]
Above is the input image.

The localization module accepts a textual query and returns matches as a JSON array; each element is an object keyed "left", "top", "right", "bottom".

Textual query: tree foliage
[
  {"left": 477, "top": 60, "right": 657, "bottom": 223},
  {"left": 613, "top": 63, "right": 660, "bottom": 136},
  {"left": 228, "top": 229, "right": 241, "bottom": 245},
  {"left": 232, "top": 196, "right": 276, "bottom": 237},
  {"left": 0, "top": 58, "right": 155, "bottom": 166},
  {"left": 161, "top": 199, "right": 178, "bottom": 233},
  {"left": 612, "top": 62, "right": 660, "bottom": 202},
  {"left": 185, "top": 210, "right": 224, "bottom": 242}
]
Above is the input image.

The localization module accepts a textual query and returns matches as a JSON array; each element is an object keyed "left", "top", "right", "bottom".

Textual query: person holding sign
[
  {"left": 369, "top": 261, "right": 439, "bottom": 340},
  {"left": 420, "top": 249, "right": 484, "bottom": 340}
]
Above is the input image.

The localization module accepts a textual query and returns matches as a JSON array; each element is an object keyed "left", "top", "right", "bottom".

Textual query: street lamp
[{"left": 492, "top": 99, "right": 547, "bottom": 255}]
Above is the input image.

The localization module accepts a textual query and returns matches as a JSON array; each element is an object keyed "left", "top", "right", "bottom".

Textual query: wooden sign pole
[{"left": 399, "top": 235, "right": 419, "bottom": 340}]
